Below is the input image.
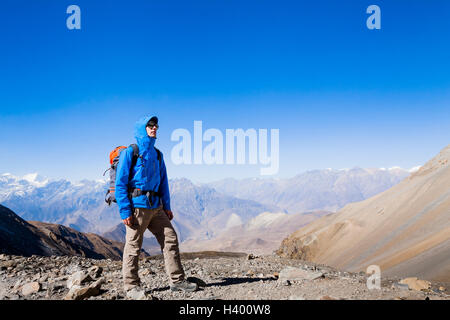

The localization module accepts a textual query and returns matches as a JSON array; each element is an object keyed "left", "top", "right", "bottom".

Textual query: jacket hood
[{"left": 134, "top": 115, "right": 156, "bottom": 149}]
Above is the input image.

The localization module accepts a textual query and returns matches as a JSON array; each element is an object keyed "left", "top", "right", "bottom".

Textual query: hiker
[{"left": 115, "top": 115, "right": 198, "bottom": 298}]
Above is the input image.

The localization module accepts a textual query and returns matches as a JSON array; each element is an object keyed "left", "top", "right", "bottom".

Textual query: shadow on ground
[
  {"left": 148, "top": 276, "right": 276, "bottom": 293},
  {"left": 207, "top": 277, "right": 276, "bottom": 287}
]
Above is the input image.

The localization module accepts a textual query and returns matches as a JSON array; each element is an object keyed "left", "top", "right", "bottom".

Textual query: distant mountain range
[
  {"left": 0, "top": 173, "right": 116, "bottom": 234},
  {"left": 278, "top": 145, "right": 450, "bottom": 282},
  {"left": 0, "top": 166, "right": 414, "bottom": 249},
  {"left": 205, "top": 167, "right": 415, "bottom": 213},
  {"left": 0, "top": 174, "right": 280, "bottom": 243}
]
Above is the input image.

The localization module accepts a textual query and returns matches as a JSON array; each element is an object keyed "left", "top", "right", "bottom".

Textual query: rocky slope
[
  {"left": 0, "top": 205, "right": 127, "bottom": 260},
  {"left": 0, "top": 252, "right": 448, "bottom": 300},
  {"left": 278, "top": 145, "right": 450, "bottom": 282}
]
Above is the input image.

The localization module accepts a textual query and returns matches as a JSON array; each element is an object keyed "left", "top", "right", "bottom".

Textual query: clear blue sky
[{"left": 0, "top": 0, "right": 449, "bottom": 183}]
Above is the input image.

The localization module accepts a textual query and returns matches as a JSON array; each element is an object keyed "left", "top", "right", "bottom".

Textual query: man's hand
[
  {"left": 164, "top": 209, "right": 173, "bottom": 221},
  {"left": 123, "top": 214, "right": 136, "bottom": 227}
]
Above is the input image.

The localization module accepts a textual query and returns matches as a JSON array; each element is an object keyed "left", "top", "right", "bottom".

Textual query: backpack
[{"left": 104, "top": 144, "right": 161, "bottom": 206}]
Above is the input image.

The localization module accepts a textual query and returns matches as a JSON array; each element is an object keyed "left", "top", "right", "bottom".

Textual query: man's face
[{"left": 146, "top": 123, "right": 158, "bottom": 138}]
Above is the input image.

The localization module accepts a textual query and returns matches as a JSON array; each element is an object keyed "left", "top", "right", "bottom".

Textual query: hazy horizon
[{"left": 1, "top": 163, "right": 421, "bottom": 186}]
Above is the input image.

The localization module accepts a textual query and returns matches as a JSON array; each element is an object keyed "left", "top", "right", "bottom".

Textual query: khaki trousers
[{"left": 122, "top": 205, "right": 185, "bottom": 291}]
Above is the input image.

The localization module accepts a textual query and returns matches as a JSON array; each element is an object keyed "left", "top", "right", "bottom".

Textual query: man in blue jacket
[{"left": 115, "top": 115, "right": 197, "bottom": 298}]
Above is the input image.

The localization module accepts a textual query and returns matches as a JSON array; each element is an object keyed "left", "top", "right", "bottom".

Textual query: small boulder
[
  {"left": 247, "top": 253, "right": 258, "bottom": 260},
  {"left": 67, "top": 271, "right": 94, "bottom": 289},
  {"left": 399, "top": 277, "right": 431, "bottom": 291},
  {"left": 0, "top": 260, "right": 16, "bottom": 269},
  {"left": 21, "top": 282, "right": 41, "bottom": 296},
  {"left": 88, "top": 266, "right": 103, "bottom": 278},
  {"left": 64, "top": 279, "right": 104, "bottom": 300},
  {"left": 126, "top": 287, "right": 152, "bottom": 300}
]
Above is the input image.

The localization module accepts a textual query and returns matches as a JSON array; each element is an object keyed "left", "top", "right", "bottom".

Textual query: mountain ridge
[
  {"left": 0, "top": 204, "right": 132, "bottom": 260},
  {"left": 277, "top": 145, "right": 450, "bottom": 282}
]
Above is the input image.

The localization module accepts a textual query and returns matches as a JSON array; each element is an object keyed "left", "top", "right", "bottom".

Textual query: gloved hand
[{"left": 123, "top": 214, "right": 136, "bottom": 227}]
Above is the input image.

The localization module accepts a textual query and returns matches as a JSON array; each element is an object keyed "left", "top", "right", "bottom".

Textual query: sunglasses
[{"left": 147, "top": 123, "right": 159, "bottom": 129}]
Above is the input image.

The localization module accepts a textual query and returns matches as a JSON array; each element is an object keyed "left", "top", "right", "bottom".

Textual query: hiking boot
[
  {"left": 126, "top": 286, "right": 151, "bottom": 300},
  {"left": 170, "top": 280, "right": 198, "bottom": 292}
]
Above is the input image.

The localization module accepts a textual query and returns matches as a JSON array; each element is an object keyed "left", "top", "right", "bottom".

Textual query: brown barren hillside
[
  {"left": 277, "top": 145, "right": 450, "bottom": 282},
  {"left": 29, "top": 221, "right": 126, "bottom": 260},
  {"left": 0, "top": 204, "right": 130, "bottom": 260}
]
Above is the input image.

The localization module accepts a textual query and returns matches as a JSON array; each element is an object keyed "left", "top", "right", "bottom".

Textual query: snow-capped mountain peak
[{"left": 21, "top": 173, "right": 49, "bottom": 187}]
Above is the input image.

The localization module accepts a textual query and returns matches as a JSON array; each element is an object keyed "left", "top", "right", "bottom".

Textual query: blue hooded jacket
[{"left": 115, "top": 115, "right": 171, "bottom": 219}]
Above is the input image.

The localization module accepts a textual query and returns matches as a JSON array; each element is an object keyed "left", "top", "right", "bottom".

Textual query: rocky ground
[{"left": 0, "top": 252, "right": 448, "bottom": 300}]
